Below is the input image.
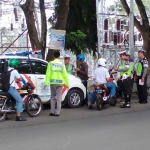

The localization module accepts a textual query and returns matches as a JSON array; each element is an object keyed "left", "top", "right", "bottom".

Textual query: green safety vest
[
  {"left": 135, "top": 62, "right": 142, "bottom": 76},
  {"left": 44, "top": 59, "right": 69, "bottom": 87},
  {"left": 120, "top": 61, "right": 132, "bottom": 77},
  {"left": 66, "top": 64, "right": 74, "bottom": 75}
]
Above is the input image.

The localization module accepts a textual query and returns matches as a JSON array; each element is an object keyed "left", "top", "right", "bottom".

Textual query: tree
[
  {"left": 49, "top": 0, "right": 97, "bottom": 56},
  {"left": 47, "top": 0, "right": 70, "bottom": 61},
  {"left": 65, "top": 0, "right": 97, "bottom": 55},
  {"left": 120, "top": 0, "right": 150, "bottom": 61},
  {"left": 20, "top": 0, "right": 47, "bottom": 59}
]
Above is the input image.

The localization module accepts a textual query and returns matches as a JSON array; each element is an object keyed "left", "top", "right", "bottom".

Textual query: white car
[{"left": 0, "top": 56, "right": 86, "bottom": 108}]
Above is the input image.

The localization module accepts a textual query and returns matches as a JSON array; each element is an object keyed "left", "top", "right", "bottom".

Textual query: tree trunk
[
  {"left": 20, "top": 0, "right": 41, "bottom": 50},
  {"left": 46, "top": 0, "right": 70, "bottom": 62},
  {"left": 39, "top": 0, "right": 47, "bottom": 59},
  {"left": 142, "top": 35, "right": 150, "bottom": 75}
]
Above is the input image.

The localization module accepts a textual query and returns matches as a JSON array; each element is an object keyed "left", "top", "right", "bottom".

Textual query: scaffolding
[
  {"left": 96, "top": 0, "right": 144, "bottom": 66},
  {"left": 0, "top": 0, "right": 55, "bottom": 54}
]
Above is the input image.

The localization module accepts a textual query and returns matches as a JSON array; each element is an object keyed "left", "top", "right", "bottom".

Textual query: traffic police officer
[
  {"left": 64, "top": 54, "right": 75, "bottom": 75},
  {"left": 135, "top": 50, "right": 148, "bottom": 104},
  {"left": 114, "top": 51, "right": 132, "bottom": 108},
  {"left": 44, "top": 51, "right": 69, "bottom": 116}
]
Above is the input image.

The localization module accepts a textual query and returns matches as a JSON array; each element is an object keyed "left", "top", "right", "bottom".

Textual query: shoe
[
  {"left": 55, "top": 114, "right": 60, "bottom": 117},
  {"left": 120, "top": 104, "right": 131, "bottom": 108},
  {"left": 88, "top": 105, "right": 93, "bottom": 109},
  {"left": 49, "top": 113, "right": 55, "bottom": 116},
  {"left": 16, "top": 116, "right": 27, "bottom": 121}
]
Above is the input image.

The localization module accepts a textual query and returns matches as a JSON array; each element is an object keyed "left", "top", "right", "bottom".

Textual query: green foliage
[
  {"left": 66, "top": 30, "right": 87, "bottom": 54},
  {"left": 48, "top": 0, "right": 97, "bottom": 55}
]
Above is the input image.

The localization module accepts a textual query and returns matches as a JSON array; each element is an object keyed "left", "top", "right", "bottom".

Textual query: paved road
[{"left": 0, "top": 98, "right": 150, "bottom": 150}]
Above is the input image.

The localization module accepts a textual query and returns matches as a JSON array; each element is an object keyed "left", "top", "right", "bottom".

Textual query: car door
[
  {"left": 31, "top": 60, "right": 50, "bottom": 102},
  {"left": 15, "top": 59, "right": 36, "bottom": 90}
]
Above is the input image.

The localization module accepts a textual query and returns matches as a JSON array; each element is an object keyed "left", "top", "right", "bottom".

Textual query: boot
[{"left": 120, "top": 94, "right": 131, "bottom": 108}]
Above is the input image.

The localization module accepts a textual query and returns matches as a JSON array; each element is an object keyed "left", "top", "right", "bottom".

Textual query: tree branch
[
  {"left": 120, "top": 0, "right": 143, "bottom": 32},
  {"left": 135, "top": 0, "right": 149, "bottom": 28}
]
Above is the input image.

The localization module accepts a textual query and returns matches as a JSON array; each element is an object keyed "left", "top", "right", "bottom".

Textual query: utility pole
[
  {"left": 96, "top": 0, "right": 101, "bottom": 55},
  {"left": 129, "top": 0, "right": 134, "bottom": 61}
]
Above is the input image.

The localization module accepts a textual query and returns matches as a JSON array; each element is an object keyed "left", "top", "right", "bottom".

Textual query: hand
[
  {"left": 141, "top": 78, "right": 144, "bottom": 83},
  {"left": 134, "top": 76, "right": 137, "bottom": 82},
  {"left": 114, "top": 67, "right": 118, "bottom": 71},
  {"left": 43, "top": 85, "right": 47, "bottom": 90},
  {"left": 75, "top": 68, "right": 80, "bottom": 72},
  {"left": 15, "top": 79, "right": 20, "bottom": 83}
]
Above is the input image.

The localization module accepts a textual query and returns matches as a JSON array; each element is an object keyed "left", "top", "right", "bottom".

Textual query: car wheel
[{"left": 66, "top": 89, "right": 83, "bottom": 108}]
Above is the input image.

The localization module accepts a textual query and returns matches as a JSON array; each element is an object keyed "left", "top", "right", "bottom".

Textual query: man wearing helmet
[
  {"left": 135, "top": 50, "right": 148, "bottom": 104},
  {"left": 114, "top": 51, "right": 132, "bottom": 108},
  {"left": 75, "top": 54, "right": 88, "bottom": 106},
  {"left": 7, "top": 58, "right": 27, "bottom": 121},
  {"left": 93, "top": 58, "right": 116, "bottom": 100}
]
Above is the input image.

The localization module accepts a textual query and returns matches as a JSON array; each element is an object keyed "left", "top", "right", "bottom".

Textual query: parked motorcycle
[
  {"left": 0, "top": 82, "right": 43, "bottom": 121},
  {"left": 93, "top": 83, "right": 117, "bottom": 110}
]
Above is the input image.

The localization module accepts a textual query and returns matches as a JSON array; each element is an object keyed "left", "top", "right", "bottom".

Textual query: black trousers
[
  {"left": 82, "top": 81, "right": 88, "bottom": 104},
  {"left": 118, "top": 77, "right": 132, "bottom": 104},
  {"left": 136, "top": 76, "right": 147, "bottom": 103}
]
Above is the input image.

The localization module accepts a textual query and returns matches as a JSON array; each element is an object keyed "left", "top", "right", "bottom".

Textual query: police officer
[
  {"left": 43, "top": 51, "right": 69, "bottom": 116},
  {"left": 135, "top": 50, "right": 148, "bottom": 104},
  {"left": 114, "top": 51, "right": 132, "bottom": 108},
  {"left": 64, "top": 54, "right": 75, "bottom": 75},
  {"left": 126, "top": 53, "right": 134, "bottom": 87}
]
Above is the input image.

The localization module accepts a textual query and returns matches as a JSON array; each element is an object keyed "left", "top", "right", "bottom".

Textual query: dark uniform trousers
[
  {"left": 118, "top": 77, "right": 132, "bottom": 104},
  {"left": 136, "top": 76, "right": 147, "bottom": 103}
]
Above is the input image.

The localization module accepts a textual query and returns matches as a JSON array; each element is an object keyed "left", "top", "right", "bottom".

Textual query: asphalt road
[{"left": 0, "top": 98, "right": 150, "bottom": 150}]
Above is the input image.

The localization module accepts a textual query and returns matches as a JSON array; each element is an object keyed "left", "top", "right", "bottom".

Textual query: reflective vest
[
  {"left": 66, "top": 64, "right": 74, "bottom": 74},
  {"left": 120, "top": 61, "right": 132, "bottom": 77},
  {"left": 135, "top": 58, "right": 148, "bottom": 76},
  {"left": 44, "top": 59, "right": 69, "bottom": 87},
  {"left": 135, "top": 62, "right": 142, "bottom": 76}
]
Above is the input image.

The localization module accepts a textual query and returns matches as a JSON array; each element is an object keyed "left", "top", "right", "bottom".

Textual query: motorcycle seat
[{"left": 0, "top": 91, "right": 13, "bottom": 99}]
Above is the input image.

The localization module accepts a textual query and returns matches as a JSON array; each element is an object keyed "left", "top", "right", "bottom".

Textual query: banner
[{"left": 49, "top": 29, "right": 66, "bottom": 50}]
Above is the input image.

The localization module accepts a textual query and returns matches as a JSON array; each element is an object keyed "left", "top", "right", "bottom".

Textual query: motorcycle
[
  {"left": 93, "top": 83, "right": 117, "bottom": 110},
  {"left": 0, "top": 82, "right": 43, "bottom": 121}
]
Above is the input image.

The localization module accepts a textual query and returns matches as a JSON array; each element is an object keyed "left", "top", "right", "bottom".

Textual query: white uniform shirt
[
  {"left": 8, "top": 67, "right": 21, "bottom": 87},
  {"left": 94, "top": 66, "right": 110, "bottom": 84}
]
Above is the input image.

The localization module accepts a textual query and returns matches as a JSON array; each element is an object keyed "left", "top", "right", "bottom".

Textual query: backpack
[{"left": 0, "top": 69, "right": 14, "bottom": 91}]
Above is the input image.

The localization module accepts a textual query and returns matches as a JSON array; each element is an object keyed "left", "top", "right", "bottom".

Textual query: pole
[
  {"left": 96, "top": 0, "right": 101, "bottom": 55},
  {"left": 129, "top": 0, "right": 134, "bottom": 61}
]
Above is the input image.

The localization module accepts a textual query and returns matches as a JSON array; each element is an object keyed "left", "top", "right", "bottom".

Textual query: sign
[{"left": 49, "top": 29, "right": 66, "bottom": 50}]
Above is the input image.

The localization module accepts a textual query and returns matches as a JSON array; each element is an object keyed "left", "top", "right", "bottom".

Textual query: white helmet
[{"left": 98, "top": 58, "right": 107, "bottom": 67}]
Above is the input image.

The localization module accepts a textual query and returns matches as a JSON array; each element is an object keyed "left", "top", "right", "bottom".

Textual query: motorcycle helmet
[
  {"left": 97, "top": 58, "right": 107, "bottom": 67},
  {"left": 77, "top": 54, "right": 85, "bottom": 62},
  {"left": 8, "top": 58, "right": 20, "bottom": 68}
]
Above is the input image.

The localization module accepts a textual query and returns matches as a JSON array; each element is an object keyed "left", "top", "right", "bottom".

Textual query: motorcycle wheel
[
  {"left": 0, "top": 100, "right": 7, "bottom": 121},
  {"left": 25, "top": 96, "right": 43, "bottom": 117},
  {"left": 109, "top": 97, "right": 117, "bottom": 106},
  {"left": 96, "top": 95, "right": 104, "bottom": 111}
]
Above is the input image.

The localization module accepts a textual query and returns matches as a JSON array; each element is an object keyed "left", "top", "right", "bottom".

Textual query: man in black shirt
[{"left": 75, "top": 54, "right": 88, "bottom": 106}]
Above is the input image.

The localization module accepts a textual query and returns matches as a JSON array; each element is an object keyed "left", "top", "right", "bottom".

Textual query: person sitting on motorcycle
[
  {"left": 7, "top": 58, "right": 27, "bottom": 121},
  {"left": 88, "top": 58, "right": 116, "bottom": 109}
]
